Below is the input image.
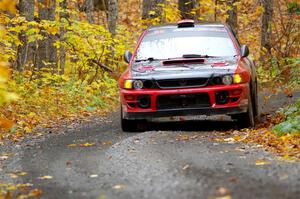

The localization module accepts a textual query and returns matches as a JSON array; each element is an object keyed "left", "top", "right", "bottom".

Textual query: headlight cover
[
  {"left": 233, "top": 74, "right": 243, "bottom": 84},
  {"left": 222, "top": 75, "right": 233, "bottom": 85},
  {"left": 133, "top": 80, "right": 144, "bottom": 89},
  {"left": 124, "top": 80, "right": 133, "bottom": 89},
  {"left": 124, "top": 80, "right": 144, "bottom": 89}
]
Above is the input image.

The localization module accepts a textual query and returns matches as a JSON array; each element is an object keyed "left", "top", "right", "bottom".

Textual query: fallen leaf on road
[
  {"left": 213, "top": 196, "right": 232, "bottom": 199},
  {"left": 255, "top": 159, "right": 271, "bottom": 165},
  {"left": 79, "top": 142, "right": 95, "bottom": 147},
  {"left": 67, "top": 143, "right": 77, "bottom": 147},
  {"left": 0, "top": 191, "right": 12, "bottom": 199},
  {"left": 68, "top": 142, "right": 95, "bottom": 147},
  {"left": 38, "top": 175, "right": 53, "bottom": 180},
  {"left": 8, "top": 171, "right": 27, "bottom": 178},
  {"left": 102, "top": 140, "right": 113, "bottom": 145},
  {"left": 66, "top": 161, "right": 72, "bottom": 167},
  {"left": 0, "top": 118, "right": 14, "bottom": 130},
  {"left": 0, "top": 153, "right": 14, "bottom": 157},
  {"left": 133, "top": 138, "right": 140, "bottom": 143},
  {"left": 279, "top": 172, "right": 289, "bottom": 180},
  {"left": 89, "top": 174, "right": 98, "bottom": 178},
  {"left": 176, "top": 134, "right": 190, "bottom": 141},
  {"left": 182, "top": 164, "right": 190, "bottom": 170},
  {"left": 113, "top": 184, "right": 126, "bottom": 190},
  {"left": 0, "top": 156, "right": 9, "bottom": 161},
  {"left": 228, "top": 177, "right": 238, "bottom": 183},
  {"left": 8, "top": 173, "right": 18, "bottom": 179},
  {"left": 223, "top": 138, "right": 235, "bottom": 143},
  {"left": 28, "top": 189, "right": 42, "bottom": 197},
  {"left": 216, "top": 187, "right": 230, "bottom": 196}
]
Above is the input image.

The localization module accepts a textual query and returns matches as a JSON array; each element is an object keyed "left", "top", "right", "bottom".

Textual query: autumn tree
[
  {"left": 82, "top": 0, "right": 118, "bottom": 36},
  {"left": 59, "top": 0, "right": 68, "bottom": 74},
  {"left": 142, "top": 0, "right": 165, "bottom": 20},
  {"left": 83, "top": 0, "right": 95, "bottom": 23},
  {"left": 107, "top": 0, "right": 118, "bottom": 36},
  {"left": 178, "top": 0, "right": 200, "bottom": 20},
  {"left": 226, "top": 0, "right": 238, "bottom": 34},
  {"left": 261, "top": 0, "right": 273, "bottom": 57},
  {"left": 36, "top": 0, "right": 58, "bottom": 70},
  {"left": 16, "top": 0, "right": 35, "bottom": 71}
]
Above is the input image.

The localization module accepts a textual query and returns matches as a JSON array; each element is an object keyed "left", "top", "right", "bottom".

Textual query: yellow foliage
[{"left": 0, "top": 0, "right": 17, "bottom": 14}]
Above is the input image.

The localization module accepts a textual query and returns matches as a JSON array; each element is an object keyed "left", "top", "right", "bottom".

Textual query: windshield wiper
[
  {"left": 182, "top": 54, "right": 216, "bottom": 59},
  {"left": 135, "top": 57, "right": 159, "bottom": 62}
]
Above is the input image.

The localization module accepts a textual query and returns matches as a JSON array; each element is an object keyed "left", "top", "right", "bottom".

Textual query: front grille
[
  {"left": 156, "top": 78, "right": 208, "bottom": 89},
  {"left": 157, "top": 93, "right": 210, "bottom": 110}
]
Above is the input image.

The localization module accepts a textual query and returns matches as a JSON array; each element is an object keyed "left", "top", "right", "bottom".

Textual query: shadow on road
[{"left": 148, "top": 119, "right": 238, "bottom": 132}]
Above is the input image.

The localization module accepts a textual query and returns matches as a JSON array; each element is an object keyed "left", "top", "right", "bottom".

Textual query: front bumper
[
  {"left": 123, "top": 106, "right": 248, "bottom": 119},
  {"left": 121, "top": 83, "right": 249, "bottom": 120}
]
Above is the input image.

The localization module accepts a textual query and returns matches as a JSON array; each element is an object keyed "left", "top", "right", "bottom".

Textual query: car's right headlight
[{"left": 233, "top": 74, "right": 243, "bottom": 84}]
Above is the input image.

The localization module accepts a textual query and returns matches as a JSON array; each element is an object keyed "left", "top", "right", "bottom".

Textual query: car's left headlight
[
  {"left": 124, "top": 80, "right": 133, "bottom": 89},
  {"left": 124, "top": 80, "right": 144, "bottom": 89}
]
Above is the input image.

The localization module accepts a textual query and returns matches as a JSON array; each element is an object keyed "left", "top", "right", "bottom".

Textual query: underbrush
[
  {"left": 273, "top": 98, "right": 300, "bottom": 136},
  {"left": 0, "top": 71, "right": 119, "bottom": 141}
]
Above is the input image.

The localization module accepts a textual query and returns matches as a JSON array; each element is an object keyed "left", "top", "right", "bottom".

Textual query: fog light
[
  {"left": 216, "top": 91, "right": 229, "bottom": 105},
  {"left": 222, "top": 75, "right": 233, "bottom": 85},
  {"left": 133, "top": 80, "right": 144, "bottom": 89},
  {"left": 137, "top": 96, "right": 151, "bottom": 108}
]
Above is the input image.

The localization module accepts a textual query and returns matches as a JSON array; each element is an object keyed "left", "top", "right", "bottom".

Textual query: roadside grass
[
  {"left": 0, "top": 71, "right": 119, "bottom": 141},
  {"left": 240, "top": 98, "right": 300, "bottom": 160},
  {"left": 273, "top": 98, "right": 300, "bottom": 136}
]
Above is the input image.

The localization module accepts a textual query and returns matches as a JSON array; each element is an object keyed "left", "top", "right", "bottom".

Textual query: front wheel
[
  {"left": 232, "top": 96, "right": 255, "bottom": 128},
  {"left": 237, "top": 96, "right": 255, "bottom": 128},
  {"left": 120, "top": 107, "right": 146, "bottom": 132}
]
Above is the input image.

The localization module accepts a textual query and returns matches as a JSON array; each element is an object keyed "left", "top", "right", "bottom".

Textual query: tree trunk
[
  {"left": 16, "top": 0, "right": 35, "bottom": 71},
  {"left": 226, "top": 0, "right": 238, "bottom": 35},
  {"left": 84, "top": 0, "right": 95, "bottom": 23},
  {"left": 59, "top": 0, "right": 68, "bottom": 75},
  {"left": 261, "top": 0, "right": 273, "bottom": 56},
  {"left": 106, "top": 0, "right": 118, "bottom": 36},
  {"left": 178, "top": 0, "right": 200, "bottom": 21},
  {"left": 36, "top": 0, "right": 58, "bottom": 71},
  {"left": 142, "top": 0, "right": 165, "bottom": 20}
]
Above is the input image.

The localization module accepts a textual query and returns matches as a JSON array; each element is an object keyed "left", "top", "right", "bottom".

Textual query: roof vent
[{"left": 177, "top": 19, "right": 195, "bottom": 28}]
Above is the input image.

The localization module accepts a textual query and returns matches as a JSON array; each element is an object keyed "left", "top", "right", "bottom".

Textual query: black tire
[
  {"left": 121, "top": 118, "right": 139, "bottom": 132},
  {"left": 237, "top": 96, "right": 255, "bottom": 128},
  {"left": 252, "top": 82, "right": 259, "bottom": 118},
  {"left": 120, "top": 107, "right": 146, "bottom": 132}
]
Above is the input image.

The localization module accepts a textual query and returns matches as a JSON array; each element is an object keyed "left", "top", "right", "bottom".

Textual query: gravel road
[{"left": 0, "top": 92, "right": 299, "bottom": 199}]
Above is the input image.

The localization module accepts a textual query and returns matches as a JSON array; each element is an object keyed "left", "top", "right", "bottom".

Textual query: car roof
[{"left": 148, "top": 22, "right": 226, "bottom": 31}]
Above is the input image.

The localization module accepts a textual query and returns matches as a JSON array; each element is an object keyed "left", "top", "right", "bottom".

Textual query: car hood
[{"left": 131, "top": 58, "right": 238, "bottom": 80}]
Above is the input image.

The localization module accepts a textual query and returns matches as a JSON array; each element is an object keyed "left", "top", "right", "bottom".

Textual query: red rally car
[{"left": 119, "top": 20, "right": 258, "bottom": 132}]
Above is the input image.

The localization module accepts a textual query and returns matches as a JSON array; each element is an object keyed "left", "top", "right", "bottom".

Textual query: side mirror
[
  {"left": 124, "top": 50, "right": 133, "bottom": 63},
  {"left": 240, "top": 45, "right": 249, "bottom": 58}
]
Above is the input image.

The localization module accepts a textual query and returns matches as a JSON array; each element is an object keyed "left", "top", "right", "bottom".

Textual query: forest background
[{"left": 0, "top": 0, "right": 299, "bottom": 153}]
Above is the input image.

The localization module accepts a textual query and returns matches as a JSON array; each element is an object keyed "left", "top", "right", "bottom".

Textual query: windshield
[{"left": 135, "top": 28, "right": 237, "bottom": 60}]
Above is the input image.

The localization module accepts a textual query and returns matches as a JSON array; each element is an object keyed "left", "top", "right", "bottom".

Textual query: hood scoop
[{"left": 163, "top": 58, "right": 205, "bottom": 66}]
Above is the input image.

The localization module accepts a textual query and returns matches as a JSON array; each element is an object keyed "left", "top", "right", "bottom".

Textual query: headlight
[
  {"left": 133, "top": 80, "right": 143, "bottom": 89},
  {"left": 233, "top": 74, "right": 242, "bottom": 84},
  {"left": 124, "top": 80, "right": 144, "bottom": 89},
  {"left": 222, "top": 75, "right": 233, "bottom": 85},
  {"left": 124, "top": 80, "right": 133, "bottom": 89}
]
